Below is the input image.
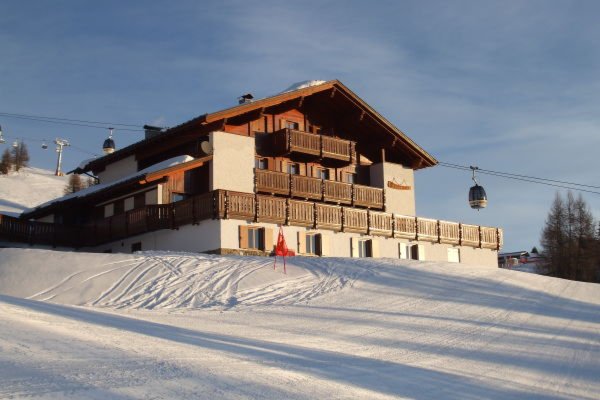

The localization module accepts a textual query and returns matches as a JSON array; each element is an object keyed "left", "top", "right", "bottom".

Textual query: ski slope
[
  {"left": 0, "top": 167, "right": 68, "bottom": 216},
  {"left": 0, "top": 248, "right": 598, "bottom": 399}
]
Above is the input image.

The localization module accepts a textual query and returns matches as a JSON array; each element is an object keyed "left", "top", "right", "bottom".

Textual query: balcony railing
[
  {"left": 255, "top": 169, "right": 384, "bottom": 210},
  {"left": 272, "top": 128, "right": 356, "bottom": 162},
  {"left": 0, "top": 189, "right": 503, "bottom": 251}
]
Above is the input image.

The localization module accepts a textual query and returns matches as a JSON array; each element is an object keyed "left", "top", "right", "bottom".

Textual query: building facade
[{"left": 16, "top": 80, "right": 502, "bottom": 266}]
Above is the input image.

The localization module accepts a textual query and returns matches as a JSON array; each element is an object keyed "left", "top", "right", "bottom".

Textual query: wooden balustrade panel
[
  {"left": 226, "top": 192, "right": 255, "bottom": 219},
  {"left": 289, "top": 130, "right": 320, "bottom": 155},
  {"left": 288, "top": 200, "right": 314, "bottom": 226},
  {"left": 173, "top": 198, "right": 194, "bottom": 227},
  {"left": 461, "top": 224, "right": 480, "bottom": 246},
  {"left": 343, "top": 208, "right": 368, "bottom": 233},
  {"left": 417, "top": 217, "right": 438, "bottom": 242},
  {"left": 323, "top": 180, "right": 352, "bottom": 204},
  {"left": 214, "top": 190, "right": 227, "bottom": 218},
  {"left": 354, "top": 185, "right": 384, "bottom": 209},
  {"left": 291, "top": 175, "right": 322, "bottom": 200},
  {"left": 439, "top": 221, "right": 460, "bottom": 244},
  {"left": 481, "top": 227, "right": 498, "bottom": 249},
  {"left": 257, "top": 196, "right": 286, "bottom": 223},
  {"left": 194, "top": 192, "right": 215, "bottom": 220},
  {"left": 394, "top": 215, "right": 417, "bottom": 239},
  {"left": 31, "top": 222, "right": 54, "bottom": 245},
  {"left": 369, "top": 211, "right": 393, "bottom": 236},
  {"left": 255, "top": 169, "right": 289, "bottom": 195},
  {"left": 126, "top": 208, "right": 148, "bottom": 235},
  {"left": 316, "top": 204, "right": 342, "bottom": 231},
  {"left": 111, "top": 213, "right": 127, "bottom": 238},
  {"left": 146, "top": 205, "right": 172, "bottom": 230},
  {"left": 322, "top": 136, "right": 352, "bottom": 160},
  {"left": 94, "top": 218, "right": 111, "bottom": 243},
  {"left": 498, "top": 228, "right": 504, "bottom": 249}
]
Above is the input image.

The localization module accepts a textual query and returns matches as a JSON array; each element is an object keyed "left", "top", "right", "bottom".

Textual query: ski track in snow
[{"left": 25, "top": 252, "right": 361, "bottom": 310}]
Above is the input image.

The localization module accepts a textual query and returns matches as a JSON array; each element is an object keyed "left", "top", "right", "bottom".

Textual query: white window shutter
[
  {"left": 297, "top": 231, "right": 306, "bottom": 255},
  {"left": 418, "top": 244, "right": 426, "bottom": 261},
  {"left": 370, "top": 239, "right": 380, "bottom": 258},
  {"left": 319, "top": 234, "right": 330, "bottom": 256},
  {"left": 399, "top": 243, "right": 408, "bottom": 259},
  {"left": 351, "top": 237, "right": 359, "bottom": 258}
]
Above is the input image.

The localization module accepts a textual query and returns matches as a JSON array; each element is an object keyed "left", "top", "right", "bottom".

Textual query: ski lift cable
[
  {"left": 0, "top": 112, "right": 145, "bottom": 132},
  {"left": 0, "top": 111, "right": 144, "bottom": 128},
  {"left": 440, "top": 163, "right": 600, "bottom": 195},
  {"left": 439, "top": 161, "right": 600, "bottom": 190},
  {"left": 2, "top": 134, "right": 99, "bottom": 157}
]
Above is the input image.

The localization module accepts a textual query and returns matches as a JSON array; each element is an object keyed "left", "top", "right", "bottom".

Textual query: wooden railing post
[
  {"left": 478, "top": 225, "right": 482, "bottom": 248},
  {"left": 285, "top": 198, "right": 290, "bottom": 226},
  {"left": 459, "top": 223, "right": 463, "bottom": 246},
  {"left": 437, "top": 220, "right": 441, "bottom": 244},
  {"left": 415, "top": 216, "right": 419, "bottom": 240},
  {"left": 224, "top": 190, "right": 229, "bottom": 219}
]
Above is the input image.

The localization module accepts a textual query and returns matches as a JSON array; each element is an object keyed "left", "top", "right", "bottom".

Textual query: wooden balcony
[
  {"left": 255, "top": 169, "right": 384, "bottom": 210},
  {"left": 0, "top": 190, "right": 503, "bottom": 251},
  {"left": 271, "top": 128, "right": 356, "bottom": 163}
]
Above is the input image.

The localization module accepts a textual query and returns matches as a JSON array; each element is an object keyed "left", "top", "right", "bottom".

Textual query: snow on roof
[
  {"left": 279, "top": 80, "right": 327, "bottom": 94},
  {"left": 24, "top": 155, "right": 194, "bottom": 214}
]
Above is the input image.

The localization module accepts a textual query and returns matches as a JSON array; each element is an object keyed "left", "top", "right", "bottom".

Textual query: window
[
  {"left": 315, "top": 168, "right": 330, "bottom": 180},
  {"left": 286, "top": 120, "right": 300, "bottom": 130},
  {"left": 134, "top": 193, "right": 145, "bottom": 209},
  {"left": 248, "top": 227, "right": 264, "bottom": 250},
  {"left": 344, "top": 172, "right": 357, "bottom": 184},
  {"left": 172, "top": 193, "right": 187, "bottom": 202},
  {"left": 306, "top": 233, "right": 322, "bottom": 255},
  {"left": 358, "top": 239, "right": 372, "bottom": 258},
  {"left": 399, "top": 243, "right": 410, "bottom": 259},
  {"left": 131, "top": 242, "right": 142, "bottom": 253},
  {"left": 113, "top": 199, "right": 124, "bottom": 215},
  {"left": 447, "top": 248, "right": 460, "bottom": 263},
  {"left": 287, "top": 162, "right": 300, "bottom": 175},
  {"left": 411, "top": 244, "right": 425, "bottom": 261},
  {"left": 352, "top": 238, "right": 379, "bottom": 258},
  {"left": 255, "top": 158, "right": 268, "bottom": 170}
]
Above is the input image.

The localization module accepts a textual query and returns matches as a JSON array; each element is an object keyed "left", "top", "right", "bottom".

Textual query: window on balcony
[
  {"left": 344, "top": 172, "right": 357, "bottom": 184},
  {"left": 286, "top": 120, "right": 300, "bottom": 130},
  {"left": 255, "top": 158, "right": 268, "bottom": 170},
  {"left": 315, "top": 167, "right": 330, "bottom": 180},
  {"left": 172, "top": 193, "right": 188, "bottom": 203},
  {"left": 287, "top": 162, "right": 300, "bottom": 175}
]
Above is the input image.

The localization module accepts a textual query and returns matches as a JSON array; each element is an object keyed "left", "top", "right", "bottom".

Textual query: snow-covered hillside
[
  {"left": 0, "top": 167, "right": 68, "bottom": 216},
  {"left": 0, "top": 248, "right": 598, "bottom": 399}
]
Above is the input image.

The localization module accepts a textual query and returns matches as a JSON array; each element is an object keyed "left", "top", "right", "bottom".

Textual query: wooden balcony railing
[
  {"left": 255, "top": 169, "right": 384, "bottom": 210},
  {"left": 272, "top": 129, "right": 356, "bottom": 163},
  {"left": 0, "top": 189, "right": 503, "bottom": 251}
]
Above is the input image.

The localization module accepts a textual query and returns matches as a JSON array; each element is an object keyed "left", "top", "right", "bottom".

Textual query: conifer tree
[
  {"left": 0, "top": 148, "right": 12, "bottom": 174},
  {"left": 11, "top": 142, "right": 30, "bottom": 171},
  {"left": 64, "top": 174, "right": 84, "bottom": 195}
]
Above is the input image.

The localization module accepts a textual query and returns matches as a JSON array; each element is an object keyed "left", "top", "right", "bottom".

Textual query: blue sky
[{"left": 2, "top": 0, "right": 600, "bottom": 251}]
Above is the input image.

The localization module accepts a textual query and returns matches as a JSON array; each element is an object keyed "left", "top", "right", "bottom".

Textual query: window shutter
[
  {"left": 319, "top": 234, "right": 330, "bottom": 256},
  {"left": 263, "top": 227, "right": 274, "bottom": 253},
  {"left": 370, "top": 239, "right": 380, "bottom": 258},
  {"left": 418, "top": 244, "right": 426, "bottom": 261},
  {"left": 399, "top": 243, "right": 408, "bottom": 259},
  {"left": 351, "top": 237, "right": 359, "bottom": 258},
  {"left": 298, "top": 231, "right": 306, "bottom": 255},
  {"left": 239, "top": 226, "right": 249, "bottom": 249}
]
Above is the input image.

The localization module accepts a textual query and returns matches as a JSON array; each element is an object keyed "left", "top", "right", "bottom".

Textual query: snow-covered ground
[
  {"left": 0, "top": 248, "right": 598, "bottom": 399},
  {"left": 0, "top": 167, "right": 68, "bottom": 217}
]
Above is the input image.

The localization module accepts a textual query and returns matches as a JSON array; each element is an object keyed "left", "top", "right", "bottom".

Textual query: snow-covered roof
[
  {"left": 279, "top": 80, "right": 327, "bottom": 94},
  {"left": 24, "top": 155, "right": 194, "bottom": 215}
]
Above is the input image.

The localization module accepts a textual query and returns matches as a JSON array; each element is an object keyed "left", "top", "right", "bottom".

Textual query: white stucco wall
[
  {"left": 209, "top": 131, "right": 255, "bottom": 193},
  {"left": 87, "top": 219, "right": 222, "bottom": 254},
  {"left": 97, "top": 155, "right": 138, "bottom": 184},
  {"left": 370, "top": 162, "right": 416, "bottom": 216}
]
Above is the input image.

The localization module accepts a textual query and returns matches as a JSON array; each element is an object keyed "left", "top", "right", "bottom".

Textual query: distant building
[{"left": 499, "top": 249, "right": 543, "bottom": 273}]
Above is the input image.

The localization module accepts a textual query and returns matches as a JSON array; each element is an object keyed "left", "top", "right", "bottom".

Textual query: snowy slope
[
  {"left": 0, "top": 248, "right": 598, "bottom": 399},
  {"left": 0, "top": 167, "right": 69, "bottom": 216}
]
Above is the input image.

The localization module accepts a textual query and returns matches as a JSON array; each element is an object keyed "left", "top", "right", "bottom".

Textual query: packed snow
[
  {"left": 280, "top": 80, "right": 327, "bottom": 93},
  {"left": 0, "top": 167, "right": 69, "bottom": 217},
  {"left": 0, "top": 248, "right": 598, "bottom": 399}
]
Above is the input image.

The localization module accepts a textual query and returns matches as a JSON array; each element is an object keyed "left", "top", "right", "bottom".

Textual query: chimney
[
  {"left": 238, "top": 93, "right": 254, "bottom": 105},
  {"left": 143, "top": 125, "right": 163, "bottom": 140}
]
